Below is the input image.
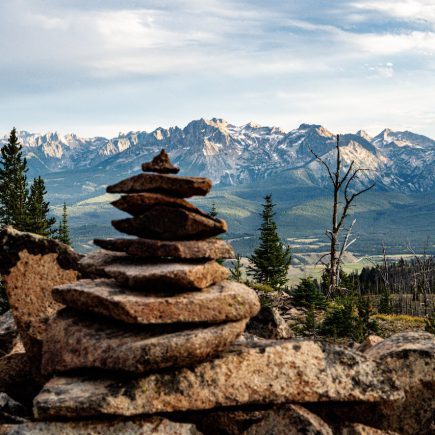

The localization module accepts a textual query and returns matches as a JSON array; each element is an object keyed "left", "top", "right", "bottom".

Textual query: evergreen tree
[
  {"left": 209, "top": 202, "right": 218, "bottom": 218},
  {"left": 57, "top": 202, "right": 71, "bottom": 245},
  {"left": 248, "top": 194, "right": 291, "bottom": 290},
  {"left": 0, "top": 128, "right": 29, "bottom": 230},
  {"left": 304, "top": 304, "right": 317, "bottom": 336},
  {"left": 229, "top": 254, "right": 243, "bottom": 282},
  {"left": 379, "top": 291, "right": 393, "bottom": 314},
  {"left": 291, "top": 278, "right": 327, "bottom": 309},
  {"left": 26, "top": 176, "right": 56, "bottom": 237}
]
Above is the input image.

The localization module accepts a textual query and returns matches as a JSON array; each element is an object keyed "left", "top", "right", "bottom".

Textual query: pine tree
[
  {"left": 209, "top": 202, "right": 218, "bottom": 218},
  {"left": 57, "top": 202, "right": 71, "bottom": 245},
  {"left": 26, "top": 176, "right": 56, "bottom": 237},
  {"left": 248, "top": 194, "right": 291, "bottom": 290},
  {"left": 229, "top": 254, "right": 243, "bottom": 282},
  {"left": 291, "top": 278, "right": 327, "bottom": 309},
  {"left": 0, "top": 128, "right": 29, "bottom": 230}
]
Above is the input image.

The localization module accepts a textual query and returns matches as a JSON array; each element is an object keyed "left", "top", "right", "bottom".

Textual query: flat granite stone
[
  {"left": 107, "top": 173, "right": 211, "bottom": 197},
  {"left": 93, "top": 238, "right": 235, "bottom": 260},
  {"left": 0, "top": 227, "right": 81, "bottom": 367},
  {"left": 1, "top": 417, "right": 201, "bottom": 435},
  {"left": 112, "top": 206, "right": 227, "bottom": 240},
  {"left": 79, "top": 250, "right": 128, "bottom": 277},
  {"left": 52, "top": 279, "right": 260, "bottom": 324},
  {"left": 111, "top": 193, "right": 208, "bottom": 217},
  {"left": 41, "top": 309, "right": 247, "bottom": 375},
  {"left": 105, "top": 260, "right": 229, "bottom": 290},
  {"left": 34, "top": 340, "right": 403, "bottom": 418},
  {"left": 141, "top": 149, "right": 180, "bottom": 174}
]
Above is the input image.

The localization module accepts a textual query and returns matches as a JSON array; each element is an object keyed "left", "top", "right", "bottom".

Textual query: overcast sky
[{"left": 1, "top": 0, "right": 435, "bottom": 138}]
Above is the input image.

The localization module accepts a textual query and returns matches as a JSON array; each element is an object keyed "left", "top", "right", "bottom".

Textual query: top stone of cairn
[{"left": 141, "top": 149, "right": 180, "bottom": 174}]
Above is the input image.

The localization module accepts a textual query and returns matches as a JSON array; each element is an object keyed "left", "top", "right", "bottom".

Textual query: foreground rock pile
[
  {"left": 0, "top": 151, "right": 433, "bottom": 434},
  {"left": 39, "top": 150, "right": 260, "bottom": 376}
]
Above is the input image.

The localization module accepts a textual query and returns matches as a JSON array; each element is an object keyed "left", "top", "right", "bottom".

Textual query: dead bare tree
[
  {"left": 311, "top": 134, "right": 375, "bottom": 297},
  {"left": 407, "top": 240, "right": 435, "bottom": 315},
  {"left": 336, "top": 218, "right": 357, "bottom": 287}
]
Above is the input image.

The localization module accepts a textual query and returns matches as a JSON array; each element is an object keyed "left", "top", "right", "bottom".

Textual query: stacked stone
[{"left": 39, "top": 150, "right": 260, "bottom": 376}]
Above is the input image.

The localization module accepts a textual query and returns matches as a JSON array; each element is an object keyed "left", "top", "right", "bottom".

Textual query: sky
[{"left": 1, "top": 0, "right": 435, "bottom": 138}]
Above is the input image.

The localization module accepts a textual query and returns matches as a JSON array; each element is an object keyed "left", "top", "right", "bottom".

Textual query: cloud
[
  {"left": 350, "top": 1, "right": 435, "bottom": 24},
  {"left": 348, "top": 30, "right": 435, "bottom": 55},
  {"left": 0, "top": 0, "right": 434, "bottom": 137},
  {"left": 368, "top": 63, "right": 395, "bottom": 78}
]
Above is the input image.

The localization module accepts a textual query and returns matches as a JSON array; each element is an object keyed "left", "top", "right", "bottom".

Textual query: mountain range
[
  {"left": 2, "top": 119, "right": 435, "bottom": 194},
  {"left": 1, "top": 119, "right": 434, "bottom": 255}
]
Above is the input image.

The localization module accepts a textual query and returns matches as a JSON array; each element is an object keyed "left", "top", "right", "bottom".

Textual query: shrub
[
  {"left": 249, "top": 282, "right": 275, "bottom": 293},
  {"left": 320, "top": 294, "right": 377, "bottom": 341}
]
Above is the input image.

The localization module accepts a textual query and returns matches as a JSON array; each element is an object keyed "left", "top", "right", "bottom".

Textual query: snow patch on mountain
[{"left": 1, "top": 120, "right": 434, "bottom": 193}]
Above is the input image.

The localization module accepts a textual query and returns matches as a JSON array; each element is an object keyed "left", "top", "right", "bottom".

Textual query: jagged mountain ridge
[{"left": 1, "top": 119, "right": 434, "bottom": 193}]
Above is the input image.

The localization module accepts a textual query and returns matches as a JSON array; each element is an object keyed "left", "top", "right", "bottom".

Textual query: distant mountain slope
[{"left": 2, "top": 119, "right": 434, "bottom": 193}]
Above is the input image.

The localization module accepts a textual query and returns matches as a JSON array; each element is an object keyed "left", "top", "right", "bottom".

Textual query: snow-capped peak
[{"left": 1, "top": 119, "right": 434, "bottom": 193}]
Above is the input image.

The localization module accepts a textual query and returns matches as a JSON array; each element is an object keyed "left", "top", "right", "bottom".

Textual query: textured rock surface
[
  {"left": 94, "top": 237, "right": 235, "bottom": 260},
  {"left": 0, "top": 346, "right": 40, "bottom": 406},
  {"left": 0, "top": 227, "right": 81, "bottom": 365},
  {"left": 0, "top": 394, "right": 27, "bottom": 424},
  {"left": 341, "top": 423, "right": 399, "bottom": 434},
  {"left": 34, "top": 340, "right": 403, "bottom": 418},
  {"left": 41, "top": 309, "right": 247, "bottom": 374},
  {"left": 357, "top": 336, "right": 384, "bottom": 354},
  {"left": 105, "top": 260, "right": 228, "bottom": 291},
  {"left": 107, "top": 173, "right": 211, "bottom": 197},
  {"left": 0, "top": 417, "right": 201, "bottom": 434},
  {"left": 363, "top": 332, "right": 435, "bottom": 435},
  {"left": 78, "top": 250, "right": 128, "bottom": 277},
  {"left": 112, "top": 207, "right": 227, "bottom": 240},
  {"left": 192, "top": 409, "right": 268, "bottom": 435},
  {"left": 247, "top": 306, "right": 294, "bottom": 340},
  {"left": 141, "top": 149, "right": 180, "bottom": 174},
  {"left": 243, "top": 405, "right": 333, "bottom": 435},
  {"left": 52, "top": 279, "right": 260, "bottom": 324},
  {"left": 0, "top": 312, "right": 18, "bottom": 357},
  {"left": 112, "top": 193, "right": 207, "bottom": 217},
  {"left": 0, "top": 226, "right": 82, "bottom": 275},
  {"left": 2, "top": 251, "right": 79, "bottom": 364}
]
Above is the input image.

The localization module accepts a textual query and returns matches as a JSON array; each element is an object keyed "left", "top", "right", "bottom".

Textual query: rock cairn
[{"left": 40, "top": 150, "right": 260, "bottom": 375}]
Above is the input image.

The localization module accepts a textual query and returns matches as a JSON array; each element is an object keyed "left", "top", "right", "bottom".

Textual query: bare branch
[
  {"left": 338, "top": 160, "right": 355, "bottom": 189},
  {"left": 337, "top": 179, "right": 375, "bottom": 231},
  {"left": 310, "top": 148, "right": 335, "bottom": 185},
  {"left": 315, "top": 253, "right": 330, "bottom": 266}
]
